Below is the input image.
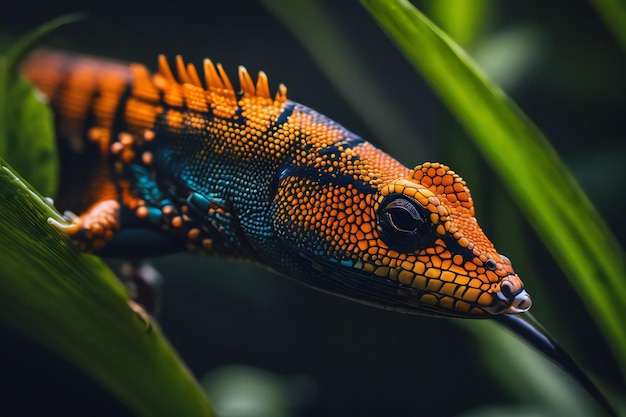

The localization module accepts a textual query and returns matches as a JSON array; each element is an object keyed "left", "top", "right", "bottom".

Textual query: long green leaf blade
[
  {"left": 0, "top": 159, "right": 214, "bottom": 416},
  {"left": 361, "top": 0, "right": 626, "bottom": 375}
]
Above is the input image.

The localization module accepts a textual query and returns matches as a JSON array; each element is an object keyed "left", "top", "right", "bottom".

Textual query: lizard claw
[
  {"left": 47, "top": 210, "right": 82, "bottom": 235},
  {"left": 48, "top": 200, "right": 120, "bottom": 251},
  {"left": 128, "top": 300, "right": 153, "bottom": 333}
]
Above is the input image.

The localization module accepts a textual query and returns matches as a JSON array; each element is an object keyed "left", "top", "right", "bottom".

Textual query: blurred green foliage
[{"left": 202, "top": 364, "right": 315, "bottom": 417}]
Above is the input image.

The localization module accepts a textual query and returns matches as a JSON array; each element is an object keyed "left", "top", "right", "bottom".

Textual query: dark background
[{"left": 1, "top": 1, "right": 624, "bottom": 416}]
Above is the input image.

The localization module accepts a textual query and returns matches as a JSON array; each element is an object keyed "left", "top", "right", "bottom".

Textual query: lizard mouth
[
  {"left": 503, "top": 289, "right": 532, "bottom": 314},
  {"left": 481, "top": 274, "right": 532, "bottom": 315},
  {"left": 498, "top": 275, "right": 532, "bottom": 314}
]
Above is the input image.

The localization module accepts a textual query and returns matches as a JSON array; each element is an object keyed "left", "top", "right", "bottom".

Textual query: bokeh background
[{"left": 1, "top": 1, "right": 624, "bottom": 416}]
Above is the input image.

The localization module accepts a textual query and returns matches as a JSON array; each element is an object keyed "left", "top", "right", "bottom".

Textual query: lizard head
[
  {"left": 369, "top": 162, "right": 531, "bottom": 317},
  {"left": 273, "top": 159, "right": 530, "bottom": 318}
]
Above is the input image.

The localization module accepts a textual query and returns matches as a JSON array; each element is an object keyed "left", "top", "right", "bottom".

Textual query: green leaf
[
  {"left": 425, "top": 0, "right": 490, "bottom": 47},
  {"left": 0, "top": 76, "right": 56, "bottom": 195},
  {"left": 0, "top": 14, "right": 83, "bottom": 196},
  {"left": 0, "top": 159, "right": 214, "bottom": 416},
  {"left": 361, "top": 0, "right": 626, "bottom": 375}
]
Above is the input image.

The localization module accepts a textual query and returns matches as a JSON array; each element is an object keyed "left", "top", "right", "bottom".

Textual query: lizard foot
[{"left": 48, "top": 199, "right": 121, "bottom": 252}]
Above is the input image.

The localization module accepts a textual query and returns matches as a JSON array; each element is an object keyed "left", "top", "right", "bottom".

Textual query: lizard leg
[
  {"left": 48, "top": 126, "right": 124, "bottom": 253},
  {"left": 47, "top": 129, "right": 178, "bottom": 256},
  {"left": 121, "top": 262, "right": 163, "bottom": 332},
  {"left": 48, "top": 128, "right": 245, "bottom": 258},
  {"left": 112, "top": 131, "right": 249, "bottom": 258}
]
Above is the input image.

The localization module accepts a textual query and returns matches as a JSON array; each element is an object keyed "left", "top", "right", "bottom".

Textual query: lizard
[
  {"left": 20, "top": 49, "right": 532, "bottom": 319},
  {"left": 19, "top": 50, "right": 621, "bottom": 417}
]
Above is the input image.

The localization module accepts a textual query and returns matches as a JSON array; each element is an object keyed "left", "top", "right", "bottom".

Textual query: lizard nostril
[
  {"left": 500, "top": 279, "right": 515, "bottom": 299},
  {"left": 485, "top": 259, "right": 497, "bottom": 271}
]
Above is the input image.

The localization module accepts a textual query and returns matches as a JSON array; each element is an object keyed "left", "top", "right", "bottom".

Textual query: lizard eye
[
  {"left": 385, "top": 199, "right": 423, "bottom": 232},
  {"left": 378, "top": 195, "right": 431, "bottom": 251}
]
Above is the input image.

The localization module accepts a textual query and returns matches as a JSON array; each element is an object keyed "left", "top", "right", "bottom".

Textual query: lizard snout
[{"left": 498, "top": 275, "right": 532, "bottom": 314}]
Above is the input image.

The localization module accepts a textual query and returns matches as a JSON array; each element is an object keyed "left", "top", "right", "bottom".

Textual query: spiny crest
[
  {"left": 410, "top": 163, "right": 474, "bottom": 213},
  {"left": 157, "top": 54, "right": 288, "bottom": 102}
]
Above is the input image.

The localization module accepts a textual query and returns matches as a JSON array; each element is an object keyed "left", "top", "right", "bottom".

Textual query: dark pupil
[
  {"left": 378, "top": 195, "right": 431, "bottom": 251},
  {"left": 387, "top": 205, "right": 421, "bottom": 232}
]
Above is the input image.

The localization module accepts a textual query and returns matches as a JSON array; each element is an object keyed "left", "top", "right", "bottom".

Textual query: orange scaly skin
[{"left": 21, "top": 50, "right": 531, "bottom": 318}]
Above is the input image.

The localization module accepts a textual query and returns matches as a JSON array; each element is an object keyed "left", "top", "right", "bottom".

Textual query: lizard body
[{"left": 21, "top": 50, "right": 531, "bottom": 318}]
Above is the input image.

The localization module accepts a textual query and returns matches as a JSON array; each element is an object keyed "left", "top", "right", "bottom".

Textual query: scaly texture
[{"left": 21, "top": 50, "right": 531, "bottom": 318}]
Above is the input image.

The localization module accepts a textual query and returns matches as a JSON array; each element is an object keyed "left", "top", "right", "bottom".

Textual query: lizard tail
[
  {"left": 21, "top": 50, "right": 131, "bottom": 213},
  {"left": 21, "top": 50, "right": 132, "bottom": 153}
]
